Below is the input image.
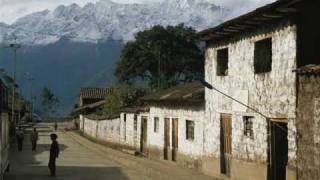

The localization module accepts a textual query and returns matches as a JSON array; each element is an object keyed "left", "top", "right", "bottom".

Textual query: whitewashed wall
[
  {"left": 119, "top": 112, "right": 141, "bottom": 150},
  {"left": 97, "top": 117, "right": 121, "bottom": 143},
  {"left": 148, "top": 105, "right": 205, "bottom": 158},
  {"left": 83, "top": 117, "right": 98, "bottom": 138},
  {"left": 80, "top": 115, "right": 121, "bottom": 144},
  {"left": 79, "top": 114, "right": 84, "bottom": 130},
  {"left": 204, "top": 24, "right": 297, "bottom": 163}
]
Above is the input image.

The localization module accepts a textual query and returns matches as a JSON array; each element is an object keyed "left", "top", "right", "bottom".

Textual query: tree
[
  {"left": 41, "top": 87, "right": 59, "bottom": 118},
  {"left": 98, "top": 84, "right": 146, "bottom": 116},
  {"left": 115, "top": 24, "right": 204, "bottom": 90},
  {"left": 0, "top": 68, "right": 18, "bottom": 90}
]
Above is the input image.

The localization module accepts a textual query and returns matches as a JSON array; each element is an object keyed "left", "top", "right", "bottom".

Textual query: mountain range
[{"left": 0, "top": 0, "right": 228, "bottom": 116}]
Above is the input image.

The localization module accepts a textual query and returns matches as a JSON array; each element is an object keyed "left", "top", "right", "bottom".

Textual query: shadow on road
[
  {"left": 5, "top": 166, "right": 129, "bottom": 180},
  {"left": 5, "top": 123, "right": 129, "bottom": 180}
]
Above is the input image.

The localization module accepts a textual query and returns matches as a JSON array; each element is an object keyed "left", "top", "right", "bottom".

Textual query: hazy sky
[{"left": 0, "top": 0, "right": 276, "bottom": 24}]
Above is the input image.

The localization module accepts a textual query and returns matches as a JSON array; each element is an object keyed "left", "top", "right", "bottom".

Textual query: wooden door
[
  {"left": 172, "top": 118, "right": 178, "bottom": 162},
  {"left": 220, "top": 114, "right": 232, "bottom": 176},
  {"left": 164, "top": 118, "right": 170, "bottom": 160},
  {"left": 140, "top": 116, "right": 148, "bottom": 154}
]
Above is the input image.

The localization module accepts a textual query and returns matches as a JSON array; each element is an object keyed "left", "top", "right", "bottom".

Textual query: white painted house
[
  {"left": 199, "top": 0, "right": 320, "bottom": 179},
  {"left": 119, "top": 107, "right": 149, "bottom": 152},
  {"left": 141, "top": 82, "right": 205, "bottom": 169}
]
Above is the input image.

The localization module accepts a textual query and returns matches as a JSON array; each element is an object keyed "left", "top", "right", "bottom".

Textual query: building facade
[
  {"left": 199, "top": 0, "right": 320, "bottom": 179},
  {"left": 142, "top": 82, "right": 205, "bottom": 169}
]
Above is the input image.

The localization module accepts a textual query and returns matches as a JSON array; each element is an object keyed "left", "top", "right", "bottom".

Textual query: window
[
  {"left": 134, "top": 114, "right": 138, "bottom": 131},
  {"left": 216, "top": 48, "right": 229, "bottom": 76},
  {"left": 186, "top": 120, "right": 195, "bottom": 140},
  {"left": 154, "top": 117, "right": 159, "bottom": 133},
  {"left": 254, "top": 38, "right": 272, "bottom": 73},
  {"left": 243, "top": 116, "right": 254, "bottom": 139}
]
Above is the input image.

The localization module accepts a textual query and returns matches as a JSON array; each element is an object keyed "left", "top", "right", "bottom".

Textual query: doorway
[
  {"left": 220, "top": 114, "right": 232, "bottom": 177},
  {"left": 140, "top": 116, "right": 148, "bottom": 154},
  {"left": 164, "top": 118, "right": 170, "bottom": 160},
  {"left": 268, "top": 121, "right": 288, "bottom": 180},
  {"left": 171, "top": 118, "right": 178, "bottom": 162}
]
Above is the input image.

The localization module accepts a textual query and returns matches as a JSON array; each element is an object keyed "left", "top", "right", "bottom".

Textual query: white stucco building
[{"left": 142, "top": 82, "right": 205, "bottom": 168}]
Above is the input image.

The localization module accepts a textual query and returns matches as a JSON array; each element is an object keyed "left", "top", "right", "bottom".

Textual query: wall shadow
[
  {"left": 4, "top": 166, "right": 129, "bottom": 180},
  {"left": 6, "top": 123, "right": 129, "bottom": 180}
]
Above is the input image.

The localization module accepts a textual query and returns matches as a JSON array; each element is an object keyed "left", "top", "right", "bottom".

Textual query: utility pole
[
  {"left": 25, "top": 72, "right": 34, "bottom": 122},
  {"left": 7, "top": 39, "right": 21, "bottom": 127}
]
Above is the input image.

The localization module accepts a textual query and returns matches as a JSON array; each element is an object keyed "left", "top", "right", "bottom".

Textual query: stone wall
[
  {"left": 148, "top": 105, "right": 205, "bottom": 168},
  {"left": 297, "top": 75, "right": 320, "bottom": 180},
  {"left": 204, "top": 23, "right": 298, "bottom": 179}
]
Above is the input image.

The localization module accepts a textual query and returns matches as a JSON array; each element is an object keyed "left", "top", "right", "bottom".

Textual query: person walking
[
  {"left": 16, "top": 127, "right": 24, "bottom": 152},
  {"left": 48, "top": 133, "right": 59, "bottom": 177},
  {"left": 54, "top": 121, "right": 58, "bottom": 131},
  {"left": 30, "top": 128, "right": 39, "bottom": 151}
]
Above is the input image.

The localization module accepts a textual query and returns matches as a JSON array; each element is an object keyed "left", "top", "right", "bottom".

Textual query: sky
[{"left": 0, "top": 0, "right": 276, "bottom": 24}]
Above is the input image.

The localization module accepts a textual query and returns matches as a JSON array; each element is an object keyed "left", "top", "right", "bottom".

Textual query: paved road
[{"left": 5, "top": 123, "right": 218, "bottom": 180}]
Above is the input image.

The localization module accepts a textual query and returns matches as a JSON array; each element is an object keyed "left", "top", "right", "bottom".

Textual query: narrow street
[{"left": 5, "top": 123, "right": 217, "bottom": 180}]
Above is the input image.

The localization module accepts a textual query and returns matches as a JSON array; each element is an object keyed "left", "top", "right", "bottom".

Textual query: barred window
[
  {"left": 186, "top": 120, "right": 195, "bottom": 140},
  {"left": 154, "top": 117, "right": 159, "bottom": 133},
  {"left": 254, "top": 38, "right": 272, "bottom": 74},
  {"left": 243, "top": 116, "right": 254, "bottom": 139}
]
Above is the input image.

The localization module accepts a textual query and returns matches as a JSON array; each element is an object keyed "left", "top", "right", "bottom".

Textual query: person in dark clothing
[
  {"left": 54, "top": 122, "right": 58, "bottom": 131},
  {"left": 16, "top": 127, "right": 24, "bottom": 152},
  {"left": 48, "top": 133, "right": 59, "bottom": 177},
  {"left": 30, "top": 128, "right": 39, "bottom": 151}
]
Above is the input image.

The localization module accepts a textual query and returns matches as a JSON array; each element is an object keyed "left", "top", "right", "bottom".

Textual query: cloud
[{"left": 0, "top": 0, "right": 276, "bottom": 24}]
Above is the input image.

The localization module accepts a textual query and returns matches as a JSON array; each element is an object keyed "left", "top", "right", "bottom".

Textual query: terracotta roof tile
[{"left": 80, "top": 88, "right": 112, "bottom": 99}]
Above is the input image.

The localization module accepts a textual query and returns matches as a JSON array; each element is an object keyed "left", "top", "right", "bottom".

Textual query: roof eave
[{"left": 198, "top": 0, "right": 302, "bottom": 42}]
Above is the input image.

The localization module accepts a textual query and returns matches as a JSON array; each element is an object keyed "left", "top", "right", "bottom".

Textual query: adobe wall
[
  {"left": 119, "top": 112, "right": 141, "bottom": 150},
  {"left": 148, "top": 105, "right": 205, "bottom": 169}
]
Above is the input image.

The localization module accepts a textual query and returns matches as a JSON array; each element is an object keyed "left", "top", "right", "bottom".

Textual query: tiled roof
[
  {"left": 80, "top": 88, "right": 112, "bottom": 99},
  {"left": 141, "top": 82, "right": 204, "bottom": 105},
  {"left": 293, "top": 64, "right": 320, "bottom": 76},
  {"left": 74, "top": 100, "right": 106, "bottom": 113},
  {"left": 121, "top": 106, "right": 149, "bottom": 113}
]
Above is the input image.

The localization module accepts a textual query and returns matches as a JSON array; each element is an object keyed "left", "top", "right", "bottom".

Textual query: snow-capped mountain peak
[{"left": 0, "top": 0, "right": 228, "bottom": 45}]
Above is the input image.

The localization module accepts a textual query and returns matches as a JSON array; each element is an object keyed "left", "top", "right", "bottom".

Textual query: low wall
[{"left": 79, "top": 115, "right": 121, "bottom": 147}]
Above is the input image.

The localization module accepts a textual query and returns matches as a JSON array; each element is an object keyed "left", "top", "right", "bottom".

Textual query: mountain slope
[
  {"left": 1, "top": 0, "right": 227, "bottom": 45},
  {"left": 0, "top": 0, "right": 227, "bottom": 116},
  {"left": 0, "top": 39, "right": 122, "bottom": 116}
]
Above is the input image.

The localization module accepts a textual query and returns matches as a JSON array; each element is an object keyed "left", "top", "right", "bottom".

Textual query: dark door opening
[
  {"left": 268, "top": 121, "right": 288, "bottom": 180},
  {"left": 140, "top": 116, "right": 148, "bottom": 154},
  {"left": 220, "top": 114, "right": 232, "bottom": 177},
  {"left": 164, "top": 118, "right": 170, "bottom": 160}
]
